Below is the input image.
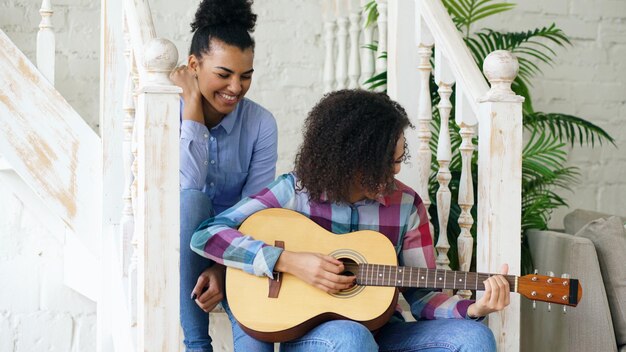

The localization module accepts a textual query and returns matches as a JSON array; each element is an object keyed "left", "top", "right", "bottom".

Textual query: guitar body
[{"left": 226, "top": 208, "right": 399, "bottom": 342}]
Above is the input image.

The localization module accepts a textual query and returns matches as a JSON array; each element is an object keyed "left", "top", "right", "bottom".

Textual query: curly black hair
[
  {"left": 294, "top": 89, "right": 412, "bottom": 204},
  {"left": 189, "top": 0, "right": 257, "bottom": 57}
]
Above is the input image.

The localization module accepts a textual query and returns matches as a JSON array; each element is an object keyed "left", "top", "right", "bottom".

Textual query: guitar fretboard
[{"left": 346, "top": 263, "right": 516, "bottom": 292}]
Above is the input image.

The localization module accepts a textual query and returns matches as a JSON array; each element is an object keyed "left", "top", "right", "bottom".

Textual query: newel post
[
  {"left": 134, "top": 38, "right": 182, "bottom": 352},
  {"left": 477, "top": 50, "right": 524, "bottom": 352}
]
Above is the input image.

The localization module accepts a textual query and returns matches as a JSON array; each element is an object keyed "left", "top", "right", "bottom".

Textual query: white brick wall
[
  {"left": 479, "top": 0, "right": 626, "bottom": 226},
  {"left": 0, "top": 0, "right": 624, "bottom": 351}
]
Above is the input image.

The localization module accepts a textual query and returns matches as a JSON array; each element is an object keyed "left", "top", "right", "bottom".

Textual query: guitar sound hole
[{"left": 339, "top": 258, "right": 358, "bottom": 277}]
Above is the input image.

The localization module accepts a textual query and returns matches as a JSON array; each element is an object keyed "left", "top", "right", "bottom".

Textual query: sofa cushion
[
  {"left": 575, "top": 216, "right": 626, "bottom": 346},
  {"left": 564, "top": 208, "right": 626, "bottom": 235},
  {"left": 521, "top": 230, "right": 616, "bottom": 352}
]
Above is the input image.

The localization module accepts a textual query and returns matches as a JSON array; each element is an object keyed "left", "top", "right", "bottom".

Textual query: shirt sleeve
[
  {"left": 241, "top": 112, "right": 278, "bottom": 198},
  {"left": 400, "top": 194, "right": 476, "bottom": 320},
  {"left": 190, "top": 173, "right": 296, "bottom": 278},
  {"left": 180, "top": 120, "right": 210, "bottom": 190}
]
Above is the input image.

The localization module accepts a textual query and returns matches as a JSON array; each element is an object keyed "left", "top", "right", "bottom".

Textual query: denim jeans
[
  {"left": 180, "top": 189, "right": 216, "bottom": 352},
  {"left": 223, "top": 303, "right": 496, "bottom": 352}
]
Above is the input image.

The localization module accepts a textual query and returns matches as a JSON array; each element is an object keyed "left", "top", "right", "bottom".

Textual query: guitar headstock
[{"left": 518, "top": 272, "right": 582, "bottom": 307}]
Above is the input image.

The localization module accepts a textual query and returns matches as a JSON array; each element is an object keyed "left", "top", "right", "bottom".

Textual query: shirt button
[
  {"left": 203, "top": 133, "right": 209, "bottom": 138},
  {"left": 209, "top": 182, "right": 215, "bottom": 187},
  {"left": 210, "top": 160, "right": 215, "bottom": 165},
  {"left": 203, "top": 160, "right": 208, "bottom": 165},
  {"left": 210, "top": 136, "right": 215, "bottom": 142}
]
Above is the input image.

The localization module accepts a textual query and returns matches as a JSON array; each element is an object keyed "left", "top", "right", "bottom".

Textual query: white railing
[
  {"left": 322, "top": 0, "right": 523, "bottom": 350},
  {"left": 322, "top": 0, "right": 382, "bottom": 92},
  {"left": 36, "top": 0, "right": 55, "bottom": 84},
  {"left": 112, "top": 0, "right": 182, "bottom": 350}
]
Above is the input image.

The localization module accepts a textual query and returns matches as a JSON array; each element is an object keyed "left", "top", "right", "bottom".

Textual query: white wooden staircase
[{"left": 0, "top": 0, "right": 523, "bottom": 351}]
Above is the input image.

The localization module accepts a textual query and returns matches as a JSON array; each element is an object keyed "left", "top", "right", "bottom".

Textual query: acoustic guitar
[{"left": 226, "top": 208, "right": 582, "bottom": 342}]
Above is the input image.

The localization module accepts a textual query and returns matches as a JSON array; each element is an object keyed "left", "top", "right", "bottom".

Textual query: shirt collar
[{"left": 214, "top": 100, "right": 241, "bottom": 135}]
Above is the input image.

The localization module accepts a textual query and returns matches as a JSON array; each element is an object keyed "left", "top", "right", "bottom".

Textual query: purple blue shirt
[
  {"left": 190, "top": 173, "right": 476, "bottom": 320},
  {"left": 179, "top": 98, "right": 278, "bottom": 214}
]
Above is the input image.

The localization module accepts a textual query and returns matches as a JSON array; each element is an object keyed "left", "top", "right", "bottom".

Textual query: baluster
[
  {"left": 455, "top": 87, "right": 477, "bottom": 299},
  {"left": 359, "top": 0, "right": 375, "bottom": 88},
  {"left": 374, "top": 0, "right": 387, "bottom": 91},
  {"left": 347, "top": 0, "right": 361, "bottom": 89},
  {"left": 121, "top": 17, "right": 136, "bottom": 280},
  {"left": 322, "top": 0, "right": 337, "bottom": 93},
  {"left": 434, "top": 47, "right": 455, "bottom": 270},
  {"left": 127, "top": 28, "right": 141, "bottom": 328},
  {"left": 335, "top": 0, "right": 349, "bottom": 90},
  {"left": 415, "top": 13, "right": 435, "bottom": 242},
  {"left": 36, "top": 0, "right": 55, "bottom": 84}
]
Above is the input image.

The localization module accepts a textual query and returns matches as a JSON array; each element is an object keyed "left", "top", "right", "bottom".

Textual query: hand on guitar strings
[
  {"left": 274, "top": 251, "right": 356, "bottom": 294},
  {"left": 467, "top": 263, "right": 511, "bottom": 318},
  {"left": 192, "top": 263, "right": 226, "bottom": 312}
]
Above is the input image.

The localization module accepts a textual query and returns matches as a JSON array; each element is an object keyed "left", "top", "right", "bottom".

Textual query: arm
[
  {"left": 401, "top": 196, "right": 510, "bottom": 319},
  {"left": 241, "top": 112, "right": 278, "bottom": 197},
  {"left": 400, "top": 196, "right": 476, "bottom": 320},
  {"left": 191, "top": 174, "right": 296, "bottom": 277},
  {"left": 172, "top": 65, "right": 209, "bottom": 190}
]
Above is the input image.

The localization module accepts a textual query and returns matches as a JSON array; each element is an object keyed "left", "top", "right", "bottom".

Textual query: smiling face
[{"left": 189, "top": 39, "right": 254, "bottom": 124}]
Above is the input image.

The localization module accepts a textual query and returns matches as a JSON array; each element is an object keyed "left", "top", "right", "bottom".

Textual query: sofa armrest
[{"left": 521, "top": 230, "right": 617, "bottom": 352}]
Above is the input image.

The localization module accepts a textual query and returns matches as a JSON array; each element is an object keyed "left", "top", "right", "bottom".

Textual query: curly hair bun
[{"left": 191, "top": 0, "right": 257, "bottom": 33}]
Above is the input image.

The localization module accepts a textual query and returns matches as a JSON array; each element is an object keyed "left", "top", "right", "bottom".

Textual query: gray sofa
[{"left": 521, "top": 209, "right": 626, "bottom": 352}]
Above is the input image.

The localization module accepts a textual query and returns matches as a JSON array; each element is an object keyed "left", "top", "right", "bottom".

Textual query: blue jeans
[
  {"left": 180, "top": 190, "right": 215, "bottom": 352},
  {"left": 224, "top": 305, "right": 496, "bottom": 352}
]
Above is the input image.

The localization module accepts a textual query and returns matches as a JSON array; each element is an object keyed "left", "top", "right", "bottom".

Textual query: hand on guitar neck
[
  {"left": 466, "top": 263, "right": 510, "bottom": 318},
  {"left": 274, "top": 251, "right": 356, "bottom": 294}
]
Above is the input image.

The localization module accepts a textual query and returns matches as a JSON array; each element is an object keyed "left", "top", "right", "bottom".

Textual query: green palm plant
[{"left": 363, "top": 0, "right": 615, "bottom": 274}]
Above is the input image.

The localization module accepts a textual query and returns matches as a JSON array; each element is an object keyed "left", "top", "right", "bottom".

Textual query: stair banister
[
  {"left": 123, "top": 0, "right": 157, "bottom": 83},
  {"left": 476, "top": 50, "right": 524, "bottom": 351},
  {"left": 134, "top": 37, "right": 182, "bottom": 352},
  {"left": 417, "top": 0, "right": 489, "bottom": 115}
]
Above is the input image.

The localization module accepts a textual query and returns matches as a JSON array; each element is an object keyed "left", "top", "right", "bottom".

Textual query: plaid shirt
[{"left": 191, "top": 173, "right": 475, "bottom": 320}]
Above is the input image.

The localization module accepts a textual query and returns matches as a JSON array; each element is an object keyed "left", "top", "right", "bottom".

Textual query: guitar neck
[{"left": 349, "top": 263, "right": 516, "bottom": 292}]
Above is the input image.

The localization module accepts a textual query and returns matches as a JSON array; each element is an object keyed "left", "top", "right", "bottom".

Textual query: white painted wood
[
  {"left": 322, "top": 0, "right": 336, "bottom": 93},
  {"left": 477, "top": 50, "right": 524, "bottom": 352},
  {"left": 435, "top": 80, "right": 453, "bottom": 271},
  {"left": 334, "top": 0, "right": 349, "bottom": 90},
  {"left": 359, "top": 0, "right": 374, "bottom": 88},
  {"left": 123, "top": 0, "right": 157, "bottom": 83},
  {"left": 386, "top": 0, "right": 421, "bottom": 197},
  {"left": 100, "top": 0, "right": 130, "bottom": 348},
  {"left": 417, "top": 0, "right": 489, "bottom": 115},
  {"left": 414, "top": 8, "right": 434, "bottom": 47},
  {"left": 0, "top": 156, "right": 11, "bottom": 170},
  {"left": 433, "top": 49, "right": 455, "bottom": 271},
  {"left": 455, "top": 90, "right": 476, "bottom": 298},
  {"left": 415, "top": 43, "right": 434, "bottom": 242},
  {"left": 374, "top": 0, "right": 387, "bottom": 92},
  {"left": 36, "top": 0, "right": 55, "bottom": 85},
  {"left": 0, "top": 29, "right": 101, "bottom": 254},
  {"left": 347, "top": 1, "right": 361, "bottom": 89},
  {"left": 135, "top": 38, "right": 182, "bottom": 352},
  {"left": 121, "top": 16, "right": 135, "bottom": 278}
]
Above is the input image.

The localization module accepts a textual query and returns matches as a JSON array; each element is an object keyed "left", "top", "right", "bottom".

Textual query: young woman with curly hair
[
  {"left": 191, "top": 90, "right": 510, "bottom": 351},
  {"left": 170, "top": 0, "right": 277, "bottom": 351}
]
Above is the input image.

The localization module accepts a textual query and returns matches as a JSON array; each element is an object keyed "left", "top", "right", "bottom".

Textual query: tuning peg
[
  {"left": 533, "top": 269, "right": 539, "bottom": 275},
  {"left": 563, "top": 306, "right": 567, "bottom": 314},
  {"left": 546, "top": 271, "right": 554, "bottom": 283},
  {"left": 561, "top": 273, "right": 570, "bottom": 279},
  {"left": 547, "top": 303, "right": 552, "bottom": 312},
  {"left": 532, "top": 300, "right": 536, "bottom": 310}
]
